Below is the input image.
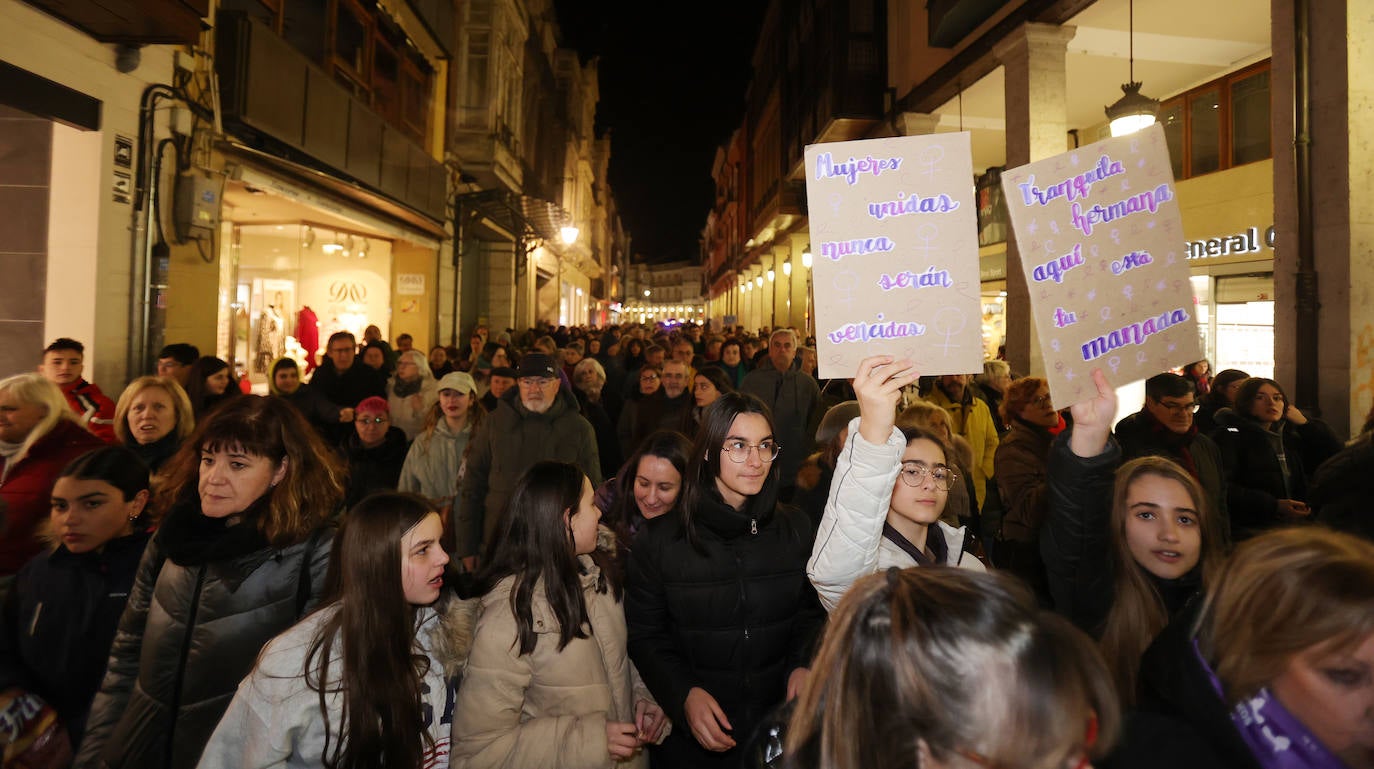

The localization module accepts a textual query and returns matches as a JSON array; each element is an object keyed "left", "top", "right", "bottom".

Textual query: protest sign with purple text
[
  {"left": 1000, "top": 123, "right": 1200, "bottom": 407},
  {"left": 803, "top": 133, "right": 983, "bottom": 380}
]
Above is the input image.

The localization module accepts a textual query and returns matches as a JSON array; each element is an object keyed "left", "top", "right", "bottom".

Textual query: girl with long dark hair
[
  {"left": 0, "top": 446, "right": 153, "bottom": 751},
  {"left": 1042, "top": 368, "right": 1227, "bottom": 706},
  {"left": 595, "top": 429, "right": 692, "bottom": 549},
  {"left": 626, "top": 393, "right": 824, "bottom": 768},
  {"left": 452, "top": 461, "right": 668, "bottom": 768},
  {"left": 198, "top": 492, "right": 459, "bottom": 769}
]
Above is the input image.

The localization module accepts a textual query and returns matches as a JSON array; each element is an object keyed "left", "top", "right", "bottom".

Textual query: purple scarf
[{"left": 1193, "top": 641, "right": 1346, "bottom": 769}]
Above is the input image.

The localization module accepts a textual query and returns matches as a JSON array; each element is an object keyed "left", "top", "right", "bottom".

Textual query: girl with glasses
[
  {"left": 625, "top": 392, "right": 825, "bottom": 768},
  {"left": 808, "top": 356, "right": 985, "bottom": 614}
]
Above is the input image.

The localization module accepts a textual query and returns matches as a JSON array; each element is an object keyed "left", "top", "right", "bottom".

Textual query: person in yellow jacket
[{"left": 924, "top": 374, "right": 999, "bottom": 510}]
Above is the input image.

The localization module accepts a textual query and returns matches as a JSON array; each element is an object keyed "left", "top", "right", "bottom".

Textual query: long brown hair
[
  {"left": 475, "top": 461, "right": 591, "bottom": 654},
  {"left": 307, "top": 492, "right": 439, "bottom": 769},
  {"left": 1098, "top": 456, "right": 1224, "bottom": 705},
  {"left": 158, "top": 395, "right": 345, "bottom": 544},
  {"left": 785, "top": 568, "right": 1119, "bottom": 769}
]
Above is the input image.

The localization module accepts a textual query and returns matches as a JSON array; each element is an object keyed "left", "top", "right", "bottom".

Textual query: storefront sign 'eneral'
[{"left": 1185, "top": 225, "right": 1275, "bottom": 260}]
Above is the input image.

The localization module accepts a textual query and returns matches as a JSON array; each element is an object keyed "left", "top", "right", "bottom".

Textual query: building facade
[{"left": 703, "top": 0, "right": 1374, "bottom": 435}]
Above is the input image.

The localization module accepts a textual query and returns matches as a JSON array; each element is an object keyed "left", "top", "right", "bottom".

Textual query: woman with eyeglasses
[
  {"left": 626, "top": 392, "right": 825, "bottom": 769},
  {"left": 1208, "top": 377, "right": 1343, "bottom": 541},
  {"left": 338, "top": 396, "right": 409, "bottom": 509},
  {"left": 807, "top": 356, "right": 984, "bottom": 614}
]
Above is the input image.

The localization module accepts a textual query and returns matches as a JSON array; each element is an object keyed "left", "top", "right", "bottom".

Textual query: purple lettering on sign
[
  {"left": 1111, "top": 250, "right": 1154, "bottom": 275},
  {"left": 819, "top": 236, "right": 897, "bottom": 261},
  {"left": 876, "top": 267, "right": 953, "bottom": 291},
  {"left": 1031, "top": 244, "right": 1085, "bottom": 284},
  {"left": 813, "top": 152, "right": 903, "bottom": 186},
  {"left": 1070, "top": 184, "right": 1173, "bottom": 236},
  {"left": 1017, "top": 155, "right": 1126, "bottom": 207},
  {"left": 867, "top": 192, "right": 960, "bottom": 220},
  {"left": 827, "top": 314, "right": 927, "bottom": 344},
  {"left": 1080, "top": 308, "right": 1191, "bottom": 361}
]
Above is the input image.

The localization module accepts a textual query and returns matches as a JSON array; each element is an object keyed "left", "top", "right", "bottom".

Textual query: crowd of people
[{"left": 0, "top": 322, "right": 1369, "bottom": 769}]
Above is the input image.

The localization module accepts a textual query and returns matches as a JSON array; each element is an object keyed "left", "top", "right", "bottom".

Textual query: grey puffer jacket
[{"left": 74, "top": 503, "right": 333, "bottom": 769}]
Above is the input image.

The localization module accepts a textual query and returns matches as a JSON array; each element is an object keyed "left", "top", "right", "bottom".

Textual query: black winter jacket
[
  {"left": 74, "top": 502, "right": 333, "bottom": 769},
  {"left": 1308, "top": 435, "right": 1374, "bottom": 541},
  {"left": 339, "top": 425, "right": 409, "bottom": 508},
  {"left": 0, "top": 531, "right": 152, "bottom": 746},
  {"left": 1209, "top": 408, "right": 1343, "bottom": 539},
  {"left": 626, "top": 495, "right": 825, "bottom": 769},
  {"left": 1103, "top": 611, "right": 1262, "bottom": 769},
  {"left": 1041, "top": 430, "right": 1121, "bottom": 635}
]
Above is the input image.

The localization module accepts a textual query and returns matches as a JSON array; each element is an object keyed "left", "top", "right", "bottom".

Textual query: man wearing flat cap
[{"left": 455, "top": 353, "right": 602, "bottom": 567}]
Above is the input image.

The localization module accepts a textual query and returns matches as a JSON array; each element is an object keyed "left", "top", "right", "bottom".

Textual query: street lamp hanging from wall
[{"left": 1105, "top": 0, "right": 1160, "bottom": 137}]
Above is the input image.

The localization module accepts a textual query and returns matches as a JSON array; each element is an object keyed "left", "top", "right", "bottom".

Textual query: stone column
[
  {"left": 994, "top": 23, "right": 1076, "bottom": 379},
  {"left": 1271, "top": 0, "right": 1374, "bottom": 435}
]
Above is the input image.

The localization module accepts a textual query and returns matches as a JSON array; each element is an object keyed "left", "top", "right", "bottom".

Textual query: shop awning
[
  {"left": 455, "top": 189, "right": 570, "bottom": 245},
  {"left": 222, "top": 142, "right": 448, "bottom": 247}
]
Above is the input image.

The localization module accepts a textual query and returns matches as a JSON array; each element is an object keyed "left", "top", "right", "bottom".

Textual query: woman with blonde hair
[
  {"left": 76, "top": 395, "right": 346, "bottom": 768},
  {"left": 776, "top": 567, "right": 1119, "bottom": 769},
  {"left": 0, "top": 373, "right": 106, "bottom": 597},
  {"left": 1110, "top": 527, "right": 1374, "bottom": 768},
  {"left": 1043, "top": 369, "right": 1226, "bottom": 707},
  {"left": 113, "top": 376, "right": 196, "bottom": 474}
]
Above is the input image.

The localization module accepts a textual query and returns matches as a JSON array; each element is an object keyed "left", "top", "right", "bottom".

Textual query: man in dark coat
[
  {"left": 456, "top": 354, "right": 602, "bottom": 565},
  {"left": 308, "top": 332, "right": 385, "bottom": 441},
  {"left": 1113, "top": 373, "right": 1230, "bottom": 541},
  {"left": 739, "top": 329, "right": 821, "bottom": 502}
]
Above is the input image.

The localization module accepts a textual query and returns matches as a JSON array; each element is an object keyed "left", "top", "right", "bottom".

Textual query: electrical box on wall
[{"left": 174, "top": 170, "right": 224, "bottom": 242}]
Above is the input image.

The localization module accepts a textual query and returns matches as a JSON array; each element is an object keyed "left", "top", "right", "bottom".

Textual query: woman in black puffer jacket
[
  {"left": 1208, "top": 377, "right": 1343, "bottom": 542},
  {"left": 626, "top": 392, "right": 825, "bottom": 769},
  {"left": 74, "top": 396, "right": 346, "bottom": 769}
]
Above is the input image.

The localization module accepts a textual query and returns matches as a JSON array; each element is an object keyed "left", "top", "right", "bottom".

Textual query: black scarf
[
  {"left": 128, "top": 432, "right": 182, "bottom": 473},
  {"left": 157, "top": 494, "right": 272, "bottom": 567},
  {"left": 392, "top": 376, "right": 423, "bottom": 398}
]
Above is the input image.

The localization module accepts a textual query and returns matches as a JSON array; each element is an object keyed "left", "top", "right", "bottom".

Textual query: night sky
[{"left": 554, "top": 2, "right": 768, "bottom": 264}]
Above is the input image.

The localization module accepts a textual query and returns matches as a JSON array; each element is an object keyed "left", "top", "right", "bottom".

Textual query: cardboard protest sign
[
  {"left": 1000, "top": 123, "right": 1200, "bottom": 407},
  {"left": 803, "top": 133, "right": 983, "bottom": 380}
]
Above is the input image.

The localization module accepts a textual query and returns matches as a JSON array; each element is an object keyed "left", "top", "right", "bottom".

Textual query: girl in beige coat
[{"left": 451, "top": 461, "right": 668, "bottom": 769}]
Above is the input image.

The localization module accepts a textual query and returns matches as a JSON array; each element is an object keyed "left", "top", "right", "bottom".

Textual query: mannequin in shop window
[
  {"left": 297, "top": 306, "right": 320, "bottom": 375},
  {"left": 256, "top": 301, "right": 286, "bottom": 374}
]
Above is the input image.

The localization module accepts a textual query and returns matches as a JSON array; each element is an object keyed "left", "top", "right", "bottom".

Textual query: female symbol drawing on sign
[
  {"left": 931, "top": 307, "right": 966, "bottom": 356},
  {"left": 918, "top": 145, "right": 945, "bottom": 178},
  {"left": 915, "top": 222, "right": 940, "bottom": 258}
]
